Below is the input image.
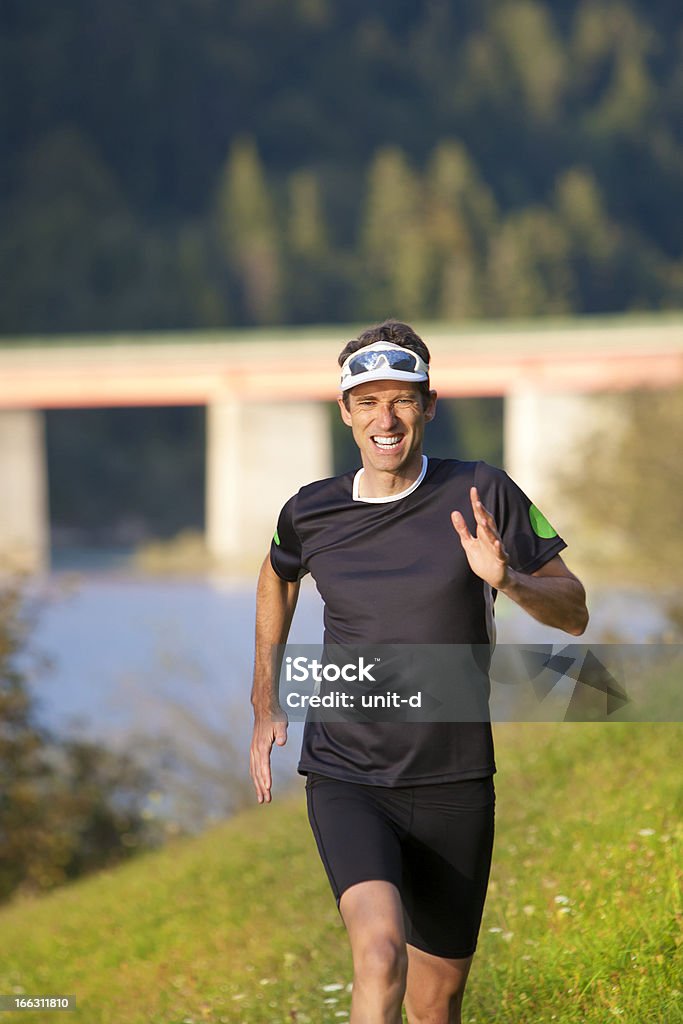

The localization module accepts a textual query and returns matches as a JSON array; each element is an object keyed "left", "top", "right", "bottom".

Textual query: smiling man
[{"left": 250, "top": 320, "right": 588, "bottom": 1024}]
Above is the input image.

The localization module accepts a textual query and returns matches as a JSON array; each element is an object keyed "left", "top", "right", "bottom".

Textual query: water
[
  {"left": 28, "top": 567, "right": 668, "bottom": 741},
  {"left": 18, "top": 564, "right": 671, "bottom": 824}
]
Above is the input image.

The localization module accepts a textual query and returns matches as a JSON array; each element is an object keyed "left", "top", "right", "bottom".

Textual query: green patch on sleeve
[
  {"left": 529, "top": 504, "right": 558, "bottom": 539},
  {"left": 273, "top": 529, "right": 281, "bottom": 546}
]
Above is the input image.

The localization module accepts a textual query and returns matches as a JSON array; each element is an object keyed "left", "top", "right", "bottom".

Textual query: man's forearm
[
  {"left": 498, "top": 570, "right": 589, "bottom": 636},
  {"left": 250, "top": 556, "right": 299, "bottom": 804},
  {"left": 251, "top": 556, "right": 300, "bottom": 715}
]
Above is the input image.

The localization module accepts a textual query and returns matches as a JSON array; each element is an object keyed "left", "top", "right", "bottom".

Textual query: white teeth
[{"left": 373, "top": 435, "right": 401, "bottom": 447}]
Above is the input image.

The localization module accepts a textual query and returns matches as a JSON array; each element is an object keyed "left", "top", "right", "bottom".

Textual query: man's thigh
[
  {"left": 401, "top": 777, "right": 495, "bottom": 959},
  {"left": 305, "top": 772, "right": 407, "bottom": 901},
  {"left": 305, "top": 772, "right": 495, "bottom": 958}
]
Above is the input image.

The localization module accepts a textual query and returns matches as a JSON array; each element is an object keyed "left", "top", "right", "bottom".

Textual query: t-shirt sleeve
[
  {"left": 269, "top": 493, "right": 308, "bottom": 582},
  {"left": 474, "top": 462, "right": 567, "bottom": 575}
]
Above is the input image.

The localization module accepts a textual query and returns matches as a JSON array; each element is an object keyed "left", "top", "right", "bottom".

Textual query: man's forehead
[{"left": 347, "top": 380, "right": 423, "bottom": 399}]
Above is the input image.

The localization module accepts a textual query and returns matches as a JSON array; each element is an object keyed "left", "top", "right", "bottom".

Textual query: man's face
[{"left": 338, "top": 379, "right": 437, "bottom": 475}]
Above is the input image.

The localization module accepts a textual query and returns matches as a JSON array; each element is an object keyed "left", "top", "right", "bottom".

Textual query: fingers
[
  {"left": 250, "top": 716, "right": 289, "bottom": 804},
  {"left": 470, "top": 486, "right": 491, "bottom": 526},
  {"left": 452, "top": 488, "right": 497, "bottom": 544},
  {"left": 250, "top": 727, "right": 274, "bottom": 804},
  {"left": 450, "top": 509, "right": 472, "bottom": 542},
  {"left": 249, "top": 743, "right": 272, "bottom": 804},
  {"left": 470, "top": 487, "right": 500, "bottom": 542}
]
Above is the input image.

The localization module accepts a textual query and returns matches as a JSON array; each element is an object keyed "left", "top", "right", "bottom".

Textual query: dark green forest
[{"left": 2, "top": 0, "right": 682, "bottom": 335}]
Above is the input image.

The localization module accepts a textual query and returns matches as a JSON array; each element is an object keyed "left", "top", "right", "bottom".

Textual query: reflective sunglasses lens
[{"left": 348, "top": 350, "right": 418, "bottom": 375}]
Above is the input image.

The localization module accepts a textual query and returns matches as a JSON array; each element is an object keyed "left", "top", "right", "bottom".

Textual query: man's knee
[
  {"left": 353, "top": 934, "right": 408, "bottom": 990},
  {"left": 404, "top": 950, "right": 472, "bottom": 1024},
  {"left": 405, "top": 988, "right": 463, "bottom": 1024}
]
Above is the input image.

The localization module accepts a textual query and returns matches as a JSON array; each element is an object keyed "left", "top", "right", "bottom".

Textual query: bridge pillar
[
  {"left": 503, "top": 388, "right": 622, "bottom": 531},
  {"left": 0, "top": 409, "right": 49, "bottom": 574},
  {"left": 206, "top": 396, "right": 332, "bottom": 570}
]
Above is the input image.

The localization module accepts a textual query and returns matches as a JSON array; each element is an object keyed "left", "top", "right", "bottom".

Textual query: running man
[{"left": 250, "top": 320, "right": 588, "bottom": 1024}]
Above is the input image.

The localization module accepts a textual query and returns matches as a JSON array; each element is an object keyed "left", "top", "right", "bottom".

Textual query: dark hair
[{"left": 338, "top": 319, "right": 431, "bottom": 409}]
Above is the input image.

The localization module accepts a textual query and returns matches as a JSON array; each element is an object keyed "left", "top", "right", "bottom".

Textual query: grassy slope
[{"left": 0, "top": 724, "right": 680, "bottom": 1024}]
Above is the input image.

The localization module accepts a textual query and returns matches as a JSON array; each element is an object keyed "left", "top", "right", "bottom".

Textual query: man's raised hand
[{"left": 451, "top": 486, "right": 510, "bottom": 590}]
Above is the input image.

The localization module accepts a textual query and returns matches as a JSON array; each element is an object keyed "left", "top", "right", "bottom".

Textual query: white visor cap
[{"left": 340, "top": 341, "right": 429, "bottom": 393}]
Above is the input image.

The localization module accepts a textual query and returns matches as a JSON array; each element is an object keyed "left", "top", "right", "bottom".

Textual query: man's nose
[{"left": 376, "top": 403, "right": 398, "bottom": 429}]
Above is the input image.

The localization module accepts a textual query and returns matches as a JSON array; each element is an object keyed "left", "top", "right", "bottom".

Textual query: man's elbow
[{"left": 566, "top": 603, "right": 589, "bottom": 636}]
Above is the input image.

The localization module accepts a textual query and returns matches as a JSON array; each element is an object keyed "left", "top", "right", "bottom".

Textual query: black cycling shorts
[{"left": 305, "top": 772, "right": 495, "bottom": 959}]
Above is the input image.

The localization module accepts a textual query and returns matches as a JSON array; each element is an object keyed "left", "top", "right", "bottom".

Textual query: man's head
[
  {"left": 338, "top": 320, "right": 432, "bottom": 411},
  {"left": 337, "top": 321, "right": 437, "bottom": 479}
]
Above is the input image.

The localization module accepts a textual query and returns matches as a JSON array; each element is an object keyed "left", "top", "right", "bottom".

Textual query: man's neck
[{"left": 357, "top": 452, "right": 425, "bottom": 499}]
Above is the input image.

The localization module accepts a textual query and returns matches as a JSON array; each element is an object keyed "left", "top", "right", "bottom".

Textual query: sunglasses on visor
[{"left": 345, "top": 348, "right": 424, "bottom": 375}]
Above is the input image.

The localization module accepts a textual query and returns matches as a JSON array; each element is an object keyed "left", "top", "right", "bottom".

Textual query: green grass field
[{"left": 0, "top": 723, "right": 680, "bottom": 1023}]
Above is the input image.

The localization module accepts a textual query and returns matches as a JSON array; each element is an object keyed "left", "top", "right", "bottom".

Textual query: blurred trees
[
  {"left": 0, "top": 578, "right": 165, "bottom": 903},
  {"left": 216, "top": 139, "right": 283, "bottom": 324},
  {"left": 1, "top": 0, "right": 682, "bottom": 333},
  {"left": 360, "top": 147, "right": 429, "bottom": 318},
  {"left": 424, "top": 142, "right": 496, "bottom": 320}
]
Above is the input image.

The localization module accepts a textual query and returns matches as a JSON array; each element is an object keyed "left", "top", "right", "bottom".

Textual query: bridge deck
[{"left": 1, "top": 316, "right": 682, "bottom": 408}]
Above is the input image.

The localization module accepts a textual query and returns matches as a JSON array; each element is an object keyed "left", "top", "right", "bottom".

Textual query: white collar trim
[{"left": 353, "top": 455, "right": 428, "bottom": 504}]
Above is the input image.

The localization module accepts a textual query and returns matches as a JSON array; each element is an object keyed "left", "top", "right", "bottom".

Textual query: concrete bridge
[{"left": 1, "top": 316, "right": 682, "bottom": 572}]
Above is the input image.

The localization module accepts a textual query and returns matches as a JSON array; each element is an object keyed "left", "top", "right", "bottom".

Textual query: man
[{"left": 250, "top": 320, "right": 588, "bottom": 1024}]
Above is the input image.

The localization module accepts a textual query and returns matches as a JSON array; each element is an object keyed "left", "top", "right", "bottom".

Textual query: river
[{"left": 29, "top": 564, "right": 668, "bottom": 737}]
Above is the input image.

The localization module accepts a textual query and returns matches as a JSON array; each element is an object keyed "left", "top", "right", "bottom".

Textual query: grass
[{"left": 0, "top": 723, "right": 680, "bottom": 1023}]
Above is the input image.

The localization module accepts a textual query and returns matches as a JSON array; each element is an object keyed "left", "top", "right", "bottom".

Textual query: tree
[
  {"left": 0, "top": 577, "right": 165, "bottom": 903},
  {"left": 487, "top": 1, "right": 568, "bottom": 124},
  {"left": 0, "top": 128, "right": 140, "bottom": 333},
  {"left": 283, "top": 169, "right": 338, "bottom": 323},
  {"left": 359, "top": 146, "right": 430, "bottom": 319},
  {"left": 572, "top": 3, "right": 656, "bottom": 138},
  {"left": 424, "top": 140, "right": 497, "bottom": 319},
  {"left": 487, "top": 206, "right": 574, "bottom": 316},
  {"left": 215, "top": 138, "right": 282, "bottom": 324},
  {"left": 0, "top": 579, "right": 61, "bottom": 898},
  {"left": 2, "top": 0, "right": 683, "bottom": 331}
]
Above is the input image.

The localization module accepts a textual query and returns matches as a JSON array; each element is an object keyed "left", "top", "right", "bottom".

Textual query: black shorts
[{"left": 305, "top": 772, "right": 495, "bottom": 959}]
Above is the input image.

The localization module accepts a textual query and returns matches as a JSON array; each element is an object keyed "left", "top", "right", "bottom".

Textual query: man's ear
[
  {"left": 337, "top": 394, "right": 353, "bottom": 426},
  {"left": 424, "top": 390, "right": 438, "bottom": 423}
]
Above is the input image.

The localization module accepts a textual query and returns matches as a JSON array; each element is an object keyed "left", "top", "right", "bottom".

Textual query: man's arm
[
  {"left": 451, "top": 486, "right": 589, "bottom": 636},
  {"left": 250, "top": 555, "right": 301, "bottom": 804},
  {"left": 498, "top": 553, "right": 588, "bottom": 635}
]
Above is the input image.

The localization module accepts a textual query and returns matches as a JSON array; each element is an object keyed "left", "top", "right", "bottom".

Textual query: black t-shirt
[{"left": 270, "top": 457, "right": 567, "bottom": 786}]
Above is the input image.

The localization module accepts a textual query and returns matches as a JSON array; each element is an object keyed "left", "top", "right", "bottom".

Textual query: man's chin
[{"left": 365, "top": 450, "right": 420, "bottom": 475}]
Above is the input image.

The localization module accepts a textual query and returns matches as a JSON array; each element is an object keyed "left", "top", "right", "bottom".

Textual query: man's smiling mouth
[{"left": 372, "top": 435, "right": 403, "bottom": 449}]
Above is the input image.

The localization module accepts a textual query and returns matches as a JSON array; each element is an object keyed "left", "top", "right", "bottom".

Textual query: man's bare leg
[
  {"left": 404, "top": 943, "right": 474, "bottom": 1024},
  {"left": 339, "top": 880, "right": 408, "bottom": 1024}
]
